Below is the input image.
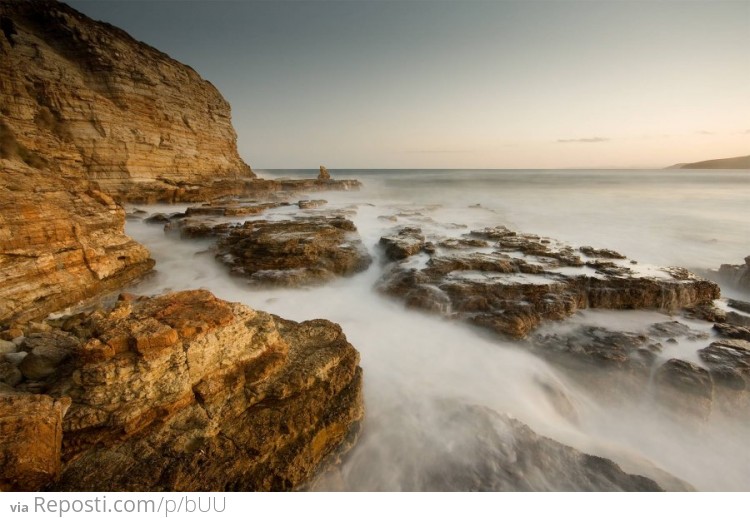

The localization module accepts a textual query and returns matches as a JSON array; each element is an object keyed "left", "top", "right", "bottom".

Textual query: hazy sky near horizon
[{"left": 67, "top": 0, "right": 749, "bottom": 169}]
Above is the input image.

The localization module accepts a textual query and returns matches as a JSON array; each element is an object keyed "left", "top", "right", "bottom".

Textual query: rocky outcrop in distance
[
  {"left": 717, "top": 256, "right": 750, "bottom": 293},
  {"left": 668, "top": 155, "right": 750, "bottom": 170},
  {"left": 0, "top": 290, "right": 364, "bottom": 491}
]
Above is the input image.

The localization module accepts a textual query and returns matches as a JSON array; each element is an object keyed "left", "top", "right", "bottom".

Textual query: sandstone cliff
[
  {"left": 0, "top": 0, "right": 253, "bottom": 200},
  {"left": 0, "top": 290, "right": 364, "bottom": 491},
  {"left": 0, "top": 160, "right": 153, "bottom": 323}
]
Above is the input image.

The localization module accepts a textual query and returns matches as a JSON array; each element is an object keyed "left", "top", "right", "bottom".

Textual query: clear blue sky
[{"left": 67, "top": 0, "right": 750, "bottom": 168}]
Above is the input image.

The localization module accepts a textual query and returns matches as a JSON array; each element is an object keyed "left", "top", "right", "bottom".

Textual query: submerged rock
[
  {"left": 379, "top": 227, "right": 425, "bottom": 260},
  {"left": 316, "top": 400, "right": 684, "bottom": 491},
  {"left": 379, "top": 225, "right": 719, "bottom": 339},
  {"left": 217, "top": 217, "right": 372, "bottom": 286},
  {"left": 0, "top": 290, "right": 364, "bottom": 491}
]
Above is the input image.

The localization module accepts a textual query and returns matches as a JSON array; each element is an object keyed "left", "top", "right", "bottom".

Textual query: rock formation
[
  {"left": 0, "top": 0, "right": 253, "bottom": 201},
  {"left": 717, "top": 256, "right": 750, "bottom": 292},
  {"left": 0, "top": 161, "right": 154, "bottom": 323},
  {"left": 315, "top": 400, "right": 688, "bottom": 491},
  {"left": 0, "top": 290, "right": 364, "bottom": 491},
  {"left": 217, "top": 216, "right": 372, "bottom": 286},
  {"left": 379, "top": 225, "right": 719, "bottom": 339},
  {"left": 318, "top": 166, "right": 331, "bottom": 180}
]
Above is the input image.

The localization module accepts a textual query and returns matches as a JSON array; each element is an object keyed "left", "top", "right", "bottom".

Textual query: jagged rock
[
  {"left": 0, "top": 328, "right": 24, "bottom": 341},
  {"left": 532, "top": 326, "right": 661, "bottom": 372},
  {"left": 714, "top": 323, "right": 750, "bottom": 341},
  {"left": 144, "top": 213, "right": 171, "bottom": 224},
  {"left": 0, "top": 394, "right": 71, "bottom": 491},
  {"left": 299, "top": 199, "right": 327, "bottom": 210},
  {"left": 654, "top": 359, "right": 714, "bottom": 419},
  {"left": 699, "top": 340, "right": 750, "bottom": 399},
  {"left": 379, "top": 225, "right": 719, "bottom": 339},
  {"left": 717, "top": 256, "right": 750, "bottom": 292},
  {"left": 0, "top": 162, "right": 154, "bottom": 324},
  {"left": 727, "top": 299, "right": 750, "bottom": 314},
  {"left": 726, "top": 311, "right": 750, "bottom": 328},
  {"left": 379, "top": 227, "right": 425, "bottom": 260},
  {"left": 317, "top": 400, "right": 683, "bottom": 491},
  {"left": 216, "top": 217, "right": 372, "bottom": 286},
  {"left": 185, "top": 201, "right": 290, "bottom": 218},
  {"left": 318, "top": 166, "right": 331, "bottom": 180},
  {"left": 579, "top": 246, "right": 626, "bottom": 259},
  {"left": 648, "top": 321, "right": 708, "bottom": 340},
  {"left": 0, "top": 290, "right": 363, "bottom": 491}
]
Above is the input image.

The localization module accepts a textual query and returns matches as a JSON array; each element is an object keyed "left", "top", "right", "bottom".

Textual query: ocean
[{"left": 125, "top": 169, "right": 750, "bottom": 490}]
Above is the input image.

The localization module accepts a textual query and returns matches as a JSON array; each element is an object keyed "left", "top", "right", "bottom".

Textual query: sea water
[{"left": 125, "top": 169, "right": 750, "bottom": 490}]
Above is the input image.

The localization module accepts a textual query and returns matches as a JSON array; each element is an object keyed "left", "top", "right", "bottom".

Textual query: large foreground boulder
[{"left": 0, "top": 290, "right": 364, "bottom": 491}]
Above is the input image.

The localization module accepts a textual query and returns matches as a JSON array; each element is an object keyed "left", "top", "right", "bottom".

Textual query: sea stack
[{"left": 318, "top": 165, "right": 332, "bottom": 180}]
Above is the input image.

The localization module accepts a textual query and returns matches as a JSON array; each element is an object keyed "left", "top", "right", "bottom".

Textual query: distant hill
[{"left": 667, "top": 154, "right": 750, "bottom": 169}]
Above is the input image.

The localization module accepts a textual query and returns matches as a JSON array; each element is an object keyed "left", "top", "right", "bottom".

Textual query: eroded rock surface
[
  {"left": 379, "top": 225, "right": 719, "bottom": 338},
  {"left": 0, "top": 290, "right": 364, "bottom": 491},
  {"left": 717, "top": 256, "right": 750, "bottom": 293},
  {"left": 217, "top": 217, "right": 372, "bottom": 286},
  {"left": 0, "top": 162, "right": 154, "bottom": 323}
]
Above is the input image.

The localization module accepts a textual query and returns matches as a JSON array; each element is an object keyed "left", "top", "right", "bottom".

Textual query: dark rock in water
[
  {"left": 699, "top": 340, "right": 750, "bottom": 390},
  {"left": 532, "top": 326, "right": 661, "bottom": 372},
  {"left": 725, "top": 311, "right": 750, "bottom": 328},
  {"left": 717, "top": 256, "right": 750, "bottom": 292},
  {"left": 144, "top": 213, "right": 171, "bottom": 224},
  {"left": 648, "top": 321, "right": 709, "bottom": 340},
  {"left": 379, "top": 225, "right": 719, "bottom": 339},
  {"left": 316, "top": 400, "right": 685, "bottom": 491},
  {"left": 216, "top": 217, "right": 372, "bottom": 286},
  {"left": 318, "top": 166, "right": 331, "bottom": 180},
  {"left": 298, "top": 199, "right": 327, "bottom": 210},
  {"left": 379, "top": 227, "right": 425, "bottom": 260},
  {"left": 714, "top": 323, "right": 750, "bottom": 342},
  {"left": 654, "top": 359, "right": 714, "bottom": 420},
  {"left": 579, "top": 246, "right": 626, "bottom": 259},
  {"left": 727, "top": 298, "right": 750, "bottom": 314}
]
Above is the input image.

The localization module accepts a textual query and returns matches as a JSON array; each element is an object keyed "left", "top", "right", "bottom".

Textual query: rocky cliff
[
  {"left": 0, "top": 160, "right": 153, "bottom": 323},
  {"left": 0, "top": 0, "right": 253, "bottom": 200},
  {"left": 0, "top": 290, "right": 364, "bottom": 491}
]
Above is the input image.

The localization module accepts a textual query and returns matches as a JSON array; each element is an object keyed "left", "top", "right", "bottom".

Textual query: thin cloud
[{"left": 557, "top": 137, "right": 609, "bottom": 143}]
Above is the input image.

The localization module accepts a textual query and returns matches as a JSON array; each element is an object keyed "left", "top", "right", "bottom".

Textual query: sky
[{"left": 67, "top": 0, "right": 750, "bottom": 169}]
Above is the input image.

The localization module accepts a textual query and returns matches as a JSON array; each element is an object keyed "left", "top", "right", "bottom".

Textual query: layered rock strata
[
  {"left": 0, "top": 290, "right": 364, "bottom": 491},
  {"left": 0, "top": 0, "right": 252, "bottom": 197},
  {"left": 378, "top": 225, "right": 719, "bottom": 339},
  {"left": 0, "top": 161, "right": 154, "bottom": 323},
  {"left": 216, "top": 217, "right": 372, "bottom": 286}
]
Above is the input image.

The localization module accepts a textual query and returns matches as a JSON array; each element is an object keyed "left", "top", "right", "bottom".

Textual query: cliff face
[
  {"left": 0, "top": 160, "right": 154, "bottom": 323},
  {"left": 0, "top": 0, "right": 253, "bottom": 199}
]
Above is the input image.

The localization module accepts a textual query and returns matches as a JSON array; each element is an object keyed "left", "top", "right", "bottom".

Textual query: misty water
[{"left": 125, "top": 169, "right": 750, "bottom": 491}]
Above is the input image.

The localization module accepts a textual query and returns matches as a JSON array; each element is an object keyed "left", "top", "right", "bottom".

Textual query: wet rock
[
  {"left": 717, "top": 256, "right": 750, "bottom": 292},
  {"left": 727, "top": 299, "right": 750, "bottom": 314},
  {"left": 299, "top": 199, "right": 327, "bottom": 210},
  {"left": 379, "top": 225, "right": 719, "bottom": 339},
  {"left": 654, "top": 359, "right": 714, "bottom": 419},
  {"left": 699, "top": 340, "right": 750, "bottom": 395},
  {"left": 217, "top": 217, "right": 372, "bottom": 286},
  {"left": 184, "top": 201, "right": 289, "bottom": 218},
  {"left": 648, "top": 321, "right": 709, "bottom": 340},
  {"left": 144, "top": 213, "right": 171, "bottom": 224},
  {"left": 532, "top": 326, "right": 661, "bottom": 372},
  {"left": 379, "top": 227, "right": 425, "bottom": 260},
  {"left": 318, "top": 166, "right": 331, "bottom": 180},
  {"left": 713, "top": 323, "right": 750, "bottom": 341},
  {"left": 725, "top": 311, "right": 750, "bottom": 328},
  {"left": 319, "top": 400, "right": 680, "bottom": 491},
  {"left": 579, "top": 246, "right": 627, "bottom": 259},
  {"left": 0, "top": 394, "right": 71, "bottom": 491}
]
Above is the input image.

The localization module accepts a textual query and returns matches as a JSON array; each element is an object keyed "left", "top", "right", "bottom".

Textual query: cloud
[{"left": 556, "top": 137, "right": 609, "bottom": 143}]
